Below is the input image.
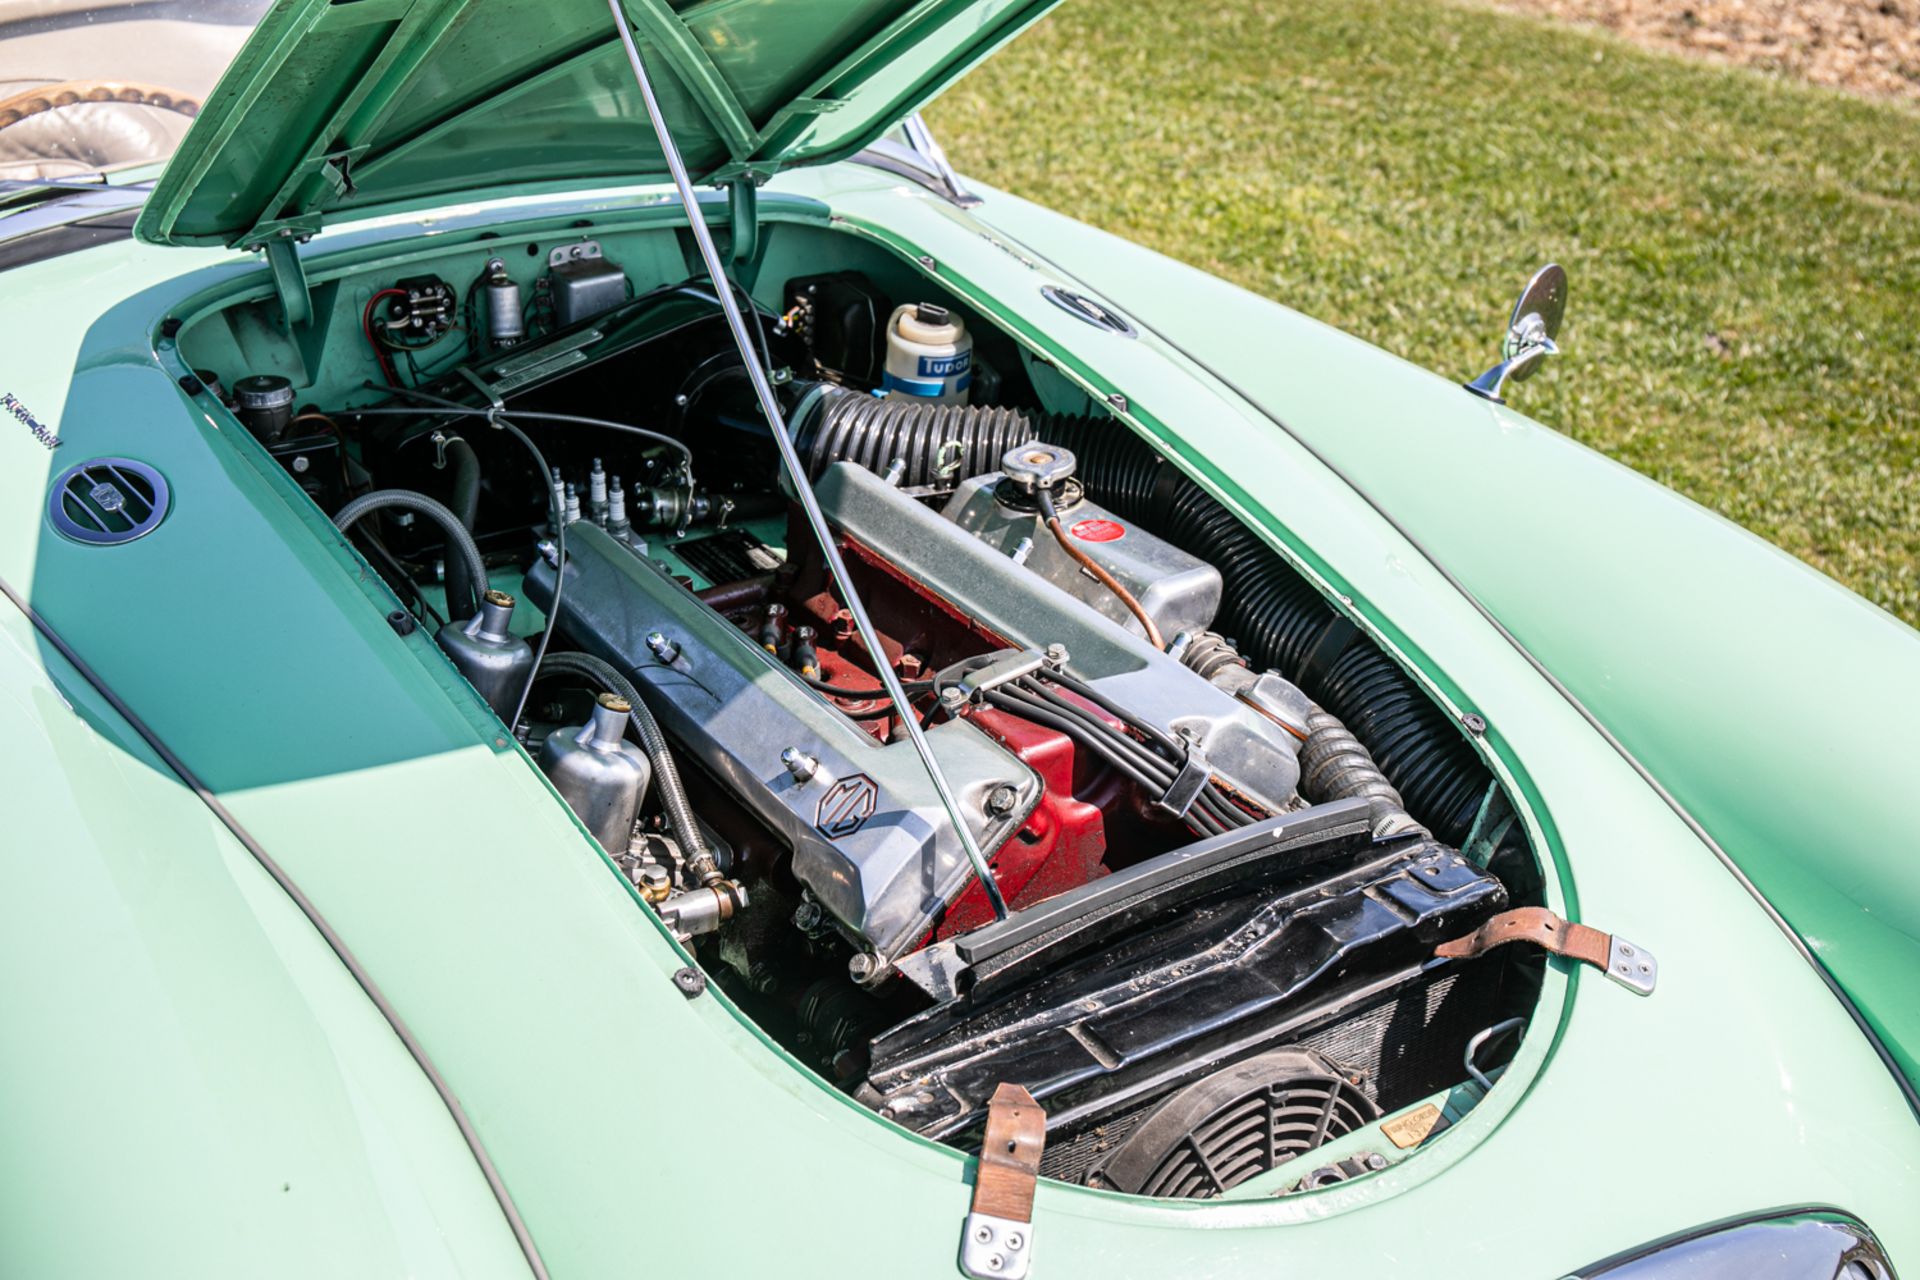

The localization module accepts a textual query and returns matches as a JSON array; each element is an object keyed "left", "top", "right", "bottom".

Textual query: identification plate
[{"left": 1380, "top": 1102, "right": 1443, "bottom": 1150}]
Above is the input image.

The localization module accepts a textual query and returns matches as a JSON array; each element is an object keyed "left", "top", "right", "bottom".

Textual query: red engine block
[{"left": 936, "top": 704, "right": 1112, "bottom": 936}]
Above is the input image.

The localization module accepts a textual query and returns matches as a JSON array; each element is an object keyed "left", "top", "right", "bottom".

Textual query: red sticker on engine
[{"left": 1069, "top": 517, "right": 1126, "bottom": 543}]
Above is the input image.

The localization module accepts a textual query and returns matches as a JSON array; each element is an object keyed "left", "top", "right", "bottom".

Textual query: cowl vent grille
[{"left": 47, "top": 458, "right": 170, "bottom": 545}]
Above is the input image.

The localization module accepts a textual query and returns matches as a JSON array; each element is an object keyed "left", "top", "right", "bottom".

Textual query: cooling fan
[{"left": 1087, "top": 1048, "right": 1381, "bottom": 1198}]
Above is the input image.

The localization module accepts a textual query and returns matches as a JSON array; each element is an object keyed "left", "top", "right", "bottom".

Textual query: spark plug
[
  {"left": 588, "top": 457, "right": 609, "bottom": 527},
  {"left": 608, "top": 473, "right": 632, "bottom": 542}
]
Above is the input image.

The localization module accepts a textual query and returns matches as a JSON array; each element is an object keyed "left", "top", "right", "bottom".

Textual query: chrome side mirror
[{"left": 1464, "top": 263, "right": 1566, "bottom": 403}]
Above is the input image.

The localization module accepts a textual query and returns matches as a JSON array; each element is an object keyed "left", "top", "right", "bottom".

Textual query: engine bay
[{"left": 179, "top": 220, "right": 1545, "bottom": 1200}]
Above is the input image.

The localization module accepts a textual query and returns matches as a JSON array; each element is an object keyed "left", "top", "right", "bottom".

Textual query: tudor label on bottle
[{"left": 1068, "top": 517, "right": 1126, "bottom": 543}]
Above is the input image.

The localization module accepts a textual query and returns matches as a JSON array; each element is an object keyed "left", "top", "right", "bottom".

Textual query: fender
[{"left": 975, "top": 188, "right": 1920, "bottom": 1084}]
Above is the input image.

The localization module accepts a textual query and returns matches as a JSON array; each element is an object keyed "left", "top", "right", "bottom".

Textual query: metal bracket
[
  {"left": 317, "top": 142, "right": 370, "bottom": 199},
  {"left": 726, "top": 177, "right": 758, "bottom": 268},
  {"left": 1152, "top": 733, "right": 1211, "bottom": 820},
  {"left": 961, "top": 1212, "right": 1033, "bottom": 1280},
  {"left": 960, "top": 1084, "right": 1045, "bottom": 1280},
  {"left": 547, "top": 239, "right": 604, "bottom": 270},
  {"left": 1435, "top": 906, "right": 1658, "bottom": 996},
  {"left": 262, "top": 236, "right": 311, "bottom": 331},
  {"left": 957, "top": 648, "right": 1047, "bottom": 700}
]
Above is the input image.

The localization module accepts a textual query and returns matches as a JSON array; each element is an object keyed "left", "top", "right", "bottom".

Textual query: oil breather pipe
[{"left": 601, "top": 0, "right": 1009, "bottom": 925}]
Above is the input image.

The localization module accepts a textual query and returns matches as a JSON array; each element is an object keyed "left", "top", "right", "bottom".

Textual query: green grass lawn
[{"left": 927, "top": 0, "right": 1920, "bottom": 626}]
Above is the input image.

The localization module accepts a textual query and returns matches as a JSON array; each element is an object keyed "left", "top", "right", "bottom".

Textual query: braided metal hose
[{"left": 333, "top": 488, "right": 489, "bottom": 617}]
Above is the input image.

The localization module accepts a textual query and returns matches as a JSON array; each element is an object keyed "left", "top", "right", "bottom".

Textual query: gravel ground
[{"left": 1484, "top": 0, "right": 1920, "bottom": 102}]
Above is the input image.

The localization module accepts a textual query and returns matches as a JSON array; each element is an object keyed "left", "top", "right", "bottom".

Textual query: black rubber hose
[
  {"left": 333, "top": 489, "right": 489, "bottom": 621},
  {"left": 441, "top": 435, "right": 484, "bottom": 621},
  {"left": 796, "top": 385, "right": 1036, "bottom": 489},
  {"left": 536, "top": 649, "right": 713, "bottom": 876}
]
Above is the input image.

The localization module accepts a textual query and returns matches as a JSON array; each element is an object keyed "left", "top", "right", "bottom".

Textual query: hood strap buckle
[{"left": 960, "top": 1083, "right": 1046, "bottom": 1279}]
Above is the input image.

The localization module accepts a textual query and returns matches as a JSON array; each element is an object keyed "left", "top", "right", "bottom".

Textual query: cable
[
  {"left": 990, "top": 674, "right": 1255, "bottom": 838},
  {"left": 1038, "top": 668, "right": 1180, "bottom": 752},
  {"left": 802, "top": 671, "right": 935, "bottom": 698},
  {"left": 362, "top": 385, "right": 699, "bottom": 525},
  {"left": 365, "top": 384, "right": 698, "bottom": 480},
  {"left": 1035, "top": 486, "right": 1165, "bottom": 651},
  {"left": 361, "top": 288, "right": 406, "bottom": 387},
  {"left": 496, "top": 417, "right": 562, "bottom": 733}
]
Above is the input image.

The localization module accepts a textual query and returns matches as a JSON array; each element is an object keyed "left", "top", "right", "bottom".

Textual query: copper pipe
[{"left": 1037, "top": 489, "right": 1166, "bottom": 651}]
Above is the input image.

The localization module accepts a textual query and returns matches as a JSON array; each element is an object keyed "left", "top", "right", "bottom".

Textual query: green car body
[{"left": 3, "top": 1, "right": 1917, "bottom": 1275}]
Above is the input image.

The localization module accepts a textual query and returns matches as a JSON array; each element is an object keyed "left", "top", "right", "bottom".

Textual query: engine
[
  {"left": 207, "top": 249, "right": 1532, "bottom": 1197},
  {"left": 525, "top": 439, "right": 1323, "bottom": 973}
]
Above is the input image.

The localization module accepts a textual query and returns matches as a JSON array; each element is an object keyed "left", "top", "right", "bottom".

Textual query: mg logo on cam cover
[{"left": 816, "top": 773, "right": 879, "bottom": 840}]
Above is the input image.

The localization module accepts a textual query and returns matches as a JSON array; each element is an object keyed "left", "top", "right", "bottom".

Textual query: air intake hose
[
  {"left": 1178, "top": 631, "right": 1422, "bottom": 839},
  {"left": 794, "top": 384, "right": 1035, "bottom": 490},
  {"left": 334, "top": 488, "right": 489, "bottom": 621},
  {"left": 442, "top": 435, "right": 484, "bottom": 622}
]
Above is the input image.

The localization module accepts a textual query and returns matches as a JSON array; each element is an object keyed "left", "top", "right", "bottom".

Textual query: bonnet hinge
[{"left": 261, "top": 234, "right": 312, "bottom": 331}]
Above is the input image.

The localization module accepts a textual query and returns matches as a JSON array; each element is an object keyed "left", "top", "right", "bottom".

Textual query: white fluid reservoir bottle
[{"left": 883, "top": 302, "right": 972, "bottom": 403}]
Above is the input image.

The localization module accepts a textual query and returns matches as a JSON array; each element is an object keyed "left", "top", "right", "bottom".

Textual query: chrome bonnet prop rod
[{"left": 604, "top": 0, "right": 1010, "bottom": 925}]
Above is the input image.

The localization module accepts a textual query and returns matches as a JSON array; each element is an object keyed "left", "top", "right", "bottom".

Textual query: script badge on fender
[{"left": 817, "top": 773, "right": 879, "bottom": 839}]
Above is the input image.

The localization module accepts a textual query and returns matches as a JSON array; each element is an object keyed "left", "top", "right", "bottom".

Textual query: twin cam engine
[{"left": 528, "top": 432, "right": 1337, "bottom": 980}]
